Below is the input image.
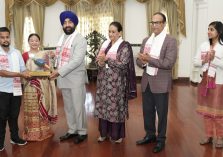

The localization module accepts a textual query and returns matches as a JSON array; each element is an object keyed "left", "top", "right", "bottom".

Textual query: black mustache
[
  {"left": 65, "top": 27, "right": 73, "bottom": 29},
  {"left": 2, "top": 44, "right": 10, "bottom": 47}
]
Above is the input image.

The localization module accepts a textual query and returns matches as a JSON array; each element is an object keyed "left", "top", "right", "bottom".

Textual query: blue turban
[{"left": 60, "top": 11, "right": 79, "bottom": 26}]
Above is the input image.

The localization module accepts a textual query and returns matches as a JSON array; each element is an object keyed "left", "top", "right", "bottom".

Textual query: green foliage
[{"left": 85, "top": 30, "right": 107, "bottom": 67}]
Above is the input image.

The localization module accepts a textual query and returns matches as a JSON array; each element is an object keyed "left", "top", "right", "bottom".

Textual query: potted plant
[{"left": 85, "top": 30, "right": 107, "bottom": 68}]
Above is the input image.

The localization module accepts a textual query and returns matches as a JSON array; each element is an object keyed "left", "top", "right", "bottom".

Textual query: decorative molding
[
  {"left": 130, "top": 44, "right": 141, "bottom": 47},
  {"left": 43, "top": 47, "right": 56, "bottom": 50},
  {"left": 189, "top": 0, "right": 208, "bottom": 82},
  {"left": 196, "top": 3, "right": 208, "bottom": 10},
  {"left": 136, "top": 77, "right": 191, "bottom": 85},
  {"left": 43, "top": 44, "right": 142, "bottom": 49},
  {"left": 194, "top": 0, "right": 208, "bottom": 9},
  {"left": 194, "top": 0, "right": 207, "bottom": 5},
  {"left": 173, "top": 77, "right": 190, "bottom": 84}
]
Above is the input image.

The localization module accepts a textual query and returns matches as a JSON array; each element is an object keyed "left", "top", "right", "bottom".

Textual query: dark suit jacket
[{"left": 136, "top": 34, "right": 177, "bottom": 93}]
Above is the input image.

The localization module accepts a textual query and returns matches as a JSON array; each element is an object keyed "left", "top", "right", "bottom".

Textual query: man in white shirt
[{"left": 0, "top": 27, "right": 30, "bottom": 151}]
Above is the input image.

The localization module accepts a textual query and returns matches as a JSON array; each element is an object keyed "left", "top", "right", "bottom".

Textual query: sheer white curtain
[
  {"left": 71, "top": 0, "right": 114, "bottom": 38},
  {"left": 23, "top": 17, "right": 35, "bottom": 51}
]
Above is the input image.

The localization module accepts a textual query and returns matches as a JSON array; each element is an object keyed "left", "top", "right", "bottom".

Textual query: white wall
[
  {"left": 125, "top": 0, "right": 148, "bottom": 43},
  {"left": 43, "top": 1, "right": 65, "bottom": 47},
  {"left": 178, "top": 0, "right": 194, "bottom": 77},
  {"left": 189, "top": 0, "right": 223, "bottom": 82},
  {"left": 207, "top": 0, "right": 223, "bottom": 23},
  {"left": 0, "top": 0, "right": 5, "bottom": 27},
  {"left": 125, "top": 0, "right": 147, "bottom": 76}
]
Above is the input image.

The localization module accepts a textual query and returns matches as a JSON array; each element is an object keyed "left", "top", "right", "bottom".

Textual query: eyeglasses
[{"left": 149, "top": 21, "right": 163, "bottom": 25}]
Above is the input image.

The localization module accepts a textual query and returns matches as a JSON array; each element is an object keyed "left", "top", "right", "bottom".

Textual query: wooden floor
[{"left": 1, "top": 81, "right": 223, "bottom": 157}]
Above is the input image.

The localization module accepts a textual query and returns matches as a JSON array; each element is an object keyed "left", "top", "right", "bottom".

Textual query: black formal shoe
[
  {"left": 59, "top": 133, "right": 78, "bottom": 141},
  {"left": 136, "top": 135, "right": 156, "bottom": 145},
  {"left": 153, "top": 142, "right": 165, "bottom": 153},
  {"left": 74, "top": 134, "right": 88, "bottom": 144},
  {"left": 200, "top": 137, "right": 213, "bottom": 145}
]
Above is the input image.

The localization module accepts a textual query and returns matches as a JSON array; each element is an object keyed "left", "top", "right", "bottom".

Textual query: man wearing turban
[{"left": 50, "top": 10, "right": 88, "bottom": 144}]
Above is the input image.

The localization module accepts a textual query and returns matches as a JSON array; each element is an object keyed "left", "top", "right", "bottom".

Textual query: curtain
[
  {"left": 136, "top": 0, "right": 149, "bottom": 2},
  {"left": 6, "top": 0, "right": 183, "bottom": 34},
  {"left": 60, "top": 0, "right": 81, "bottom": 6},
  {"left": 5, "top": 0, "right": 125, "bottom": 49},
  {"left": 68, "top": 0, "right": 113, "bottom": 37},
  {"left": 163, "top": 0, "right": 178, "bottom": 79},
  {"left": 68, "top": 0, "right": 125, "bottom": 38},
  {"left": 13, "top": 5, "right": 25, "bottom": 51},
  {"left": 5, "top": 0, "right": 14, "bottom": 29},
  {"left": 173, "top": 0, "right": 186, "bottom": 36},
  {"left": 5, "top": 0, "right": 76, "bottom": 29},
  {"left": 5, "top": 0, "right": 125, "bottom": 31},
  {"left": 112, "top": 0, "right": 125, "bottom": 37},
  {"left": 146, "top": 0, "right": 162, "bottom": 35},
  {"left": 112, "top": 0, "right": 125, "bottom": 26},
  {"left": 136, "top": 0, "right": 186, "bottom": 36},
  {"left": 28, "top": 2, "right": 45, "bottom": 47}
]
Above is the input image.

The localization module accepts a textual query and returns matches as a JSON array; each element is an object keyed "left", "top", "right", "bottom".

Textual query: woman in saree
[
  {"left": 194, "top": 21, "right": 223, "bottom": 148},
  {"left": 22, "top": 33, "right": 57, "bottom": 141},
  {"left": 94, "top": 21, "right": 137, "bottom": 143}
]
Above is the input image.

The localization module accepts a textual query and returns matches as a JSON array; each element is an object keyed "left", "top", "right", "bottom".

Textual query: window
[
  {"left": 78, "top": 15, "right": 113, "bottom": 67},
  {"left": 75, "top": 0, "right": 114, "bottom": 38},
  {"left": 23, "top": 17, "right": 35, "bottom": 52},
  {"left": 96, "top": 16, "right": 114, "bottom": 38},
  {"left": 75, "top": 4, "right": 113, "bottom": 67},
  {"left": 77, "top": 15, "right": 113, "bottom": 38}
]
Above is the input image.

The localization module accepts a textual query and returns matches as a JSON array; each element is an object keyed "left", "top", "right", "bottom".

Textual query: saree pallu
[
  {"left": 23, "top": 51, "right": 57, "bottom": 141},
  {"left": 197, "top": 72, "right": 223, "bottom": 119}
]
